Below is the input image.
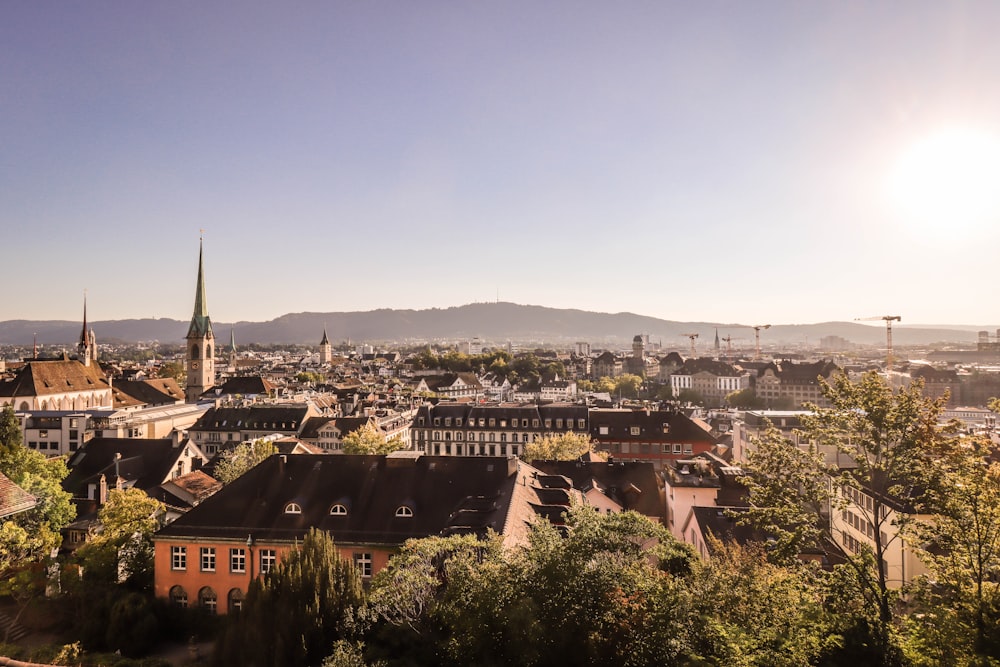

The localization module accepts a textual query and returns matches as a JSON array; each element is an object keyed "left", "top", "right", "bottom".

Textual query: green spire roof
[{"left": 187, "top": 239, "right": 213, "bottom": 339}]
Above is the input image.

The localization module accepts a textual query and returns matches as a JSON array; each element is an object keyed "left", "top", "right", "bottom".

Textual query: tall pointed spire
[
  {"left": 187, "top": 236, "right": 213, "bottom": 338},
  {"left": 230, "top": 326, "right": 237, "bottom": 353},
  {"left": 320, "top": 326, "right": 330, "bottom": 346},
  {"left": 79, "top": 290, "right": 89, "bottom": 354}
]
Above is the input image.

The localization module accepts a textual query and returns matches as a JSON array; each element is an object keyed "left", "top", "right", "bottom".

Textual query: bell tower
[
  {"left": 185, "top": 237, "right": 215, "bottom": 402},
  {"left": 319, "top": 326, "right": 332, "bottom": 365}
]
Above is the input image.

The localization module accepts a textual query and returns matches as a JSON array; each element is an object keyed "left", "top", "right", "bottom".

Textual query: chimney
[{"left": 99, "top": 474, "right": 108, "bottom": 504}]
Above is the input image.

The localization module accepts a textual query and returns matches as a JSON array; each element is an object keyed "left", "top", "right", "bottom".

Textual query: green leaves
[{"left": 214, "top": 438, "right": 278, "bottom": 484}]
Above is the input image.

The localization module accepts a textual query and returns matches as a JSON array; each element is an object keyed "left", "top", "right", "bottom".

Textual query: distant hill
[{"left": 0, "top": 303, "right": 988, "bottom": 349}]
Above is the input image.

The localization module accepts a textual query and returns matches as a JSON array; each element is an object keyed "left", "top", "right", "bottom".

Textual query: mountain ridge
[{"left": 0, "top": 302, "right": 990, "bottom": 348}]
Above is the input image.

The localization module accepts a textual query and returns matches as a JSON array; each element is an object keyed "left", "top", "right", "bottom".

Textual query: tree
[
  {"left": 82, "top": 488, "right": 166, "bottom": 588},
  {"left": 341, "top": 423, "right": 404, "bottom": 455},
  {"left": 215, "top": 528, "right": 365, "bottom": 667},
  {"left": 521, "top": 431, "right": 595, "bottom": 462},
  {"left": 214, "top": 438, "right": 278, "bottom": 484},
  {"left": 296, "top": 371, "right": 323, "bottom": 384},
  {"left": 613, "top": 373, "right": 643, "bottom": 399},
  {"left": 741, "top": 372, "right": 953, "bottom": 662},
  {"left": 0, "top": 405, "right": 75, "bottom": 571},
  {"left": 158, "top": 360, "right": 186, "bottom": 383},
  {"left": 726, "top": 387, "right": 765, "bottom": 409},
  {"left": 908, "top": 435, "right": 1000, "bottom": 661},
  {"left": 676, "top": 388, "right": 705, "bottom": 405}
]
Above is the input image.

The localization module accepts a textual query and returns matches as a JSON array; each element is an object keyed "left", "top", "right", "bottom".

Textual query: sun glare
[{"left": 887, "top": 126, "right": 1000, "bottom": 233}]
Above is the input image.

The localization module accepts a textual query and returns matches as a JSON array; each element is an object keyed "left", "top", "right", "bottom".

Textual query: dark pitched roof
[
  {"left": 155, "top": 454, "right": 530, "bottom": 545},
  {"left": 114, "top": 379, "right": 184, "bottom": 406},
  {"left": 529, "top": 460, "right": 664, "bottom": 520},
  {"left": 206, "top": 376, "right": 277, "bottom": 397},
  {"left": 64, "top": 438, "right": 194, "bottom": 496},
  {"left": 589, "top": 409, "right": 717, "bottom": 443},
  {"left": 191, "top": 405, "right": 310, "bottom": 433}
]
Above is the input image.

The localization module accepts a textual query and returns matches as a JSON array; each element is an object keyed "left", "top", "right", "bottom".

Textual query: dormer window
[
  {"left": 284, "top": 502, "right": 302, "bottom": 514},
  {"left": 395, "top": 505, "right": 413, "bottom": 518},
  {"left": 329, "top": 504, "right": 348, "bottom": 516}
]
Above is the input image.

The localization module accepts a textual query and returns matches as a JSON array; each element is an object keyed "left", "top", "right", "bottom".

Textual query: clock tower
[{"left": 185, "top": 237, "right": 215, "bottom": 402}]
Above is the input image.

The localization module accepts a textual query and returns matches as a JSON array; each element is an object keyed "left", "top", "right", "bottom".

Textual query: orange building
[{"left": 153, "top": 453, "right": 573, "bottom": 614}]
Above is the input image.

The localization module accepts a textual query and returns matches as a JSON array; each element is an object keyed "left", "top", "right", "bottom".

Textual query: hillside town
[{"left": 1, "top": 242, "right": 999, "bottom": 666}]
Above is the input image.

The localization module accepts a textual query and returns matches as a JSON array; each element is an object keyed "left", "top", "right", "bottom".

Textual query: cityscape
[{"left": 4, "top": 2, "right": 1000, "bottom": 666}]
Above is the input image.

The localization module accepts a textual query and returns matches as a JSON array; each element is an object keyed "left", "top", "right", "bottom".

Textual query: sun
[{"left": 887, "top": 126, "right": 1000, "bottom": 233}]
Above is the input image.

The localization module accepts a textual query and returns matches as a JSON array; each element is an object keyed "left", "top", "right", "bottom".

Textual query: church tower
[
  {"left": 185, "top": 238, "right": 215, "bottom": 402},
  {"left": 78, "top": 292, "right": 96, "bottom": 366},
  {"left": 319, "top": 326, "right": 332, "bottom": 365}
]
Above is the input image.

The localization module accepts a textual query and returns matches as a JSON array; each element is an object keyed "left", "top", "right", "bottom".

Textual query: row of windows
[
  {"left": 169, "top": 585, "right": 238, "bottom": 613},
  {"left": 605, "top": 442, "right": 695, "bottom": 454},
  {"left": 171, "top": 546, "right": 274, "bottom": 574},
  {"left": 282, "top": 502, "right": 411, "bottom": 517},
  {"left": 421, "top": 417, "right": 587, "bottom": 429},
  {"left": 169, "top": 546, "right": 378, "bottom": 579},
  {"left": 419, "top": 431, "right": 532, "bottom": 443},
  {"left": 420, "top": 443, "right": 520, "bottom": 457}
]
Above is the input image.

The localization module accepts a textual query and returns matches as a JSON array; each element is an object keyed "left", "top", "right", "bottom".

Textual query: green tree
[
  {"left": 296, "top": 371, "right": 324, "bottom": 384},
  {"left": 613, "top": 373, "right": 643, "bottom": 399},
  {"left": 0, "top": 405, "right": 75, "bottom": 572},
  {"left": 741, "top": 372, "right": 953, "bottom": 662},
  {"left": 341, "top": 423, "right": 404, "bottom": 455},
  {"left": 726, "top": 387, "right": 765, "bottom": 409},
  {"left": 215, "top": 438, "right": 278, "bottom": 484},
  {"left": 81, "top": 488, "right": 165, "bottom": 588},
  {"left": 521, "top": 432, "right": 596, "bottom": 462},
  {"left": 677, "top": 388, "right": 705, "bottom": 405},
  {"left": 158, "top": 360, "right": 186, "bottom": 383},
  {"left": 216, "top": 527, "right": 365, "bottom": 667},
  {"left": 908, "top": 435, "right": 1000, "bottom": 661}
]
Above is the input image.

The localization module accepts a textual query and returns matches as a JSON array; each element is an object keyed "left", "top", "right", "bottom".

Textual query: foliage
[
  {"left": 341, "top": 424, "right": 405, "bottom": 455},
  {"left": 520, "top": 431, "right": 595, "bottom": 462},
  {"left": 214, "top": 438, "right": 278, "bottom": 484},
  {"left": 296, "top": 371, "right": 324, "bottom": 384},
  {"left": 741, "top": 372, "right": 953, "bottom": 662},
  {"left": 215, "top": 528, "right": 365, "bottom": 667},
  {"left": 676, "top": 388, "right": 705, "bottom": 405},
  {"left": 78, "top": 488, "right": 166, "bottom": 588},
  {"left": 725, "top": 387, "right": 765, "bottom": 409},
  {"left": 908, "top": 435, "right": 1000, "bottom": 660},
  {"left": 157, "top": 361, "right": 186, "bottom": 383},
  {"left": 0, "top": 405, "right": 75, "bottom": 573}
]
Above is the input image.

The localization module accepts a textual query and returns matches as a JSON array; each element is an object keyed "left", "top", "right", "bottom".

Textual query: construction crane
[
  {"left": 720, "top": 335, "right": 734, "bottom": 360},
  {"left": 681, "top": 333, "right": 699, "bottom": 358},
  {"left": 751, "top": 324, "right": 771, "bottom": 360},
  {"left": 855, "top": 315, "right": 902, "bottom": 372}
]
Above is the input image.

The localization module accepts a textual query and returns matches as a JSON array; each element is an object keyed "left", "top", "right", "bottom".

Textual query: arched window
[
  {"left": 228, "top": 588, "right": 245, "bottom": 614},
  {"left": 191, "top": 344, "right": 199, "bottom": 359},
  {"left": 19, "top": 402, "right": 29, "bottom": 411},
  {"left": 395, "top": 505, "right": 413, "bottom": 518},
  {"left": 284, "top": 502, "right": 302, "bottom": 515},
  {"left": 329, "top": 504, "right": 348, "bottom": 516},
  {"left": 206, "top": 344, "right": 212, "bottom": 359},
  {"left": 170, "top": 585, "right": 188, "bottom": 608},
  {"left": 199, "top": 587, "right": 218, "bottom": 614}
]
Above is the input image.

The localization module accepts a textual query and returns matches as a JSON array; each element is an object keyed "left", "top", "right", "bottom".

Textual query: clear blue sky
[{"left": 3, "top": 1, "right": 999, "bottom": 326}]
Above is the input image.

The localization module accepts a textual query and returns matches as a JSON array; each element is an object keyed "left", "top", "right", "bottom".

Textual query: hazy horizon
[{"left": 4, "top": 2, "right": 1000, "bottom": 325}]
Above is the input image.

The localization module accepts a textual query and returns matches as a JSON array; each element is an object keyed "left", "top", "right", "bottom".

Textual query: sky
[{"left": 3, "top": 1, "right": 1000, "bottom": 327}]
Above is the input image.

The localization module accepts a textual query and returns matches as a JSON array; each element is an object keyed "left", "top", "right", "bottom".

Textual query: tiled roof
[
  {"left": 155, "top": 454, "right": 534, "bottom": 546},
  {"left": 589, "top": 409, "right": 717, "bottom": 443},
  {"left": 64, "top": 438, "right": 193, "bottom": 496},
  {"left": 529, "top": 460, "right": 665, "bottom": 520},
  {"left": 0, "top": 471, "right": 37, "bottom": 519},
  {"left": 0, "top": 359, "right": 108, "bottom": 398},
  {"left": 191, "top": 405, "right": 311, "bottom": 433},
  {"left": 114, "top": 379, "right": 184, "bottom": 406}
]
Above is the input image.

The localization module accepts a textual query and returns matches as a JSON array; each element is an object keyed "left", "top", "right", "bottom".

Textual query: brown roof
[
  {"left": 0, "top": 471, "right": 37, "bottom": 519},
  {"left": 0, "top": 359, "right": 108, "bottom": 398}
]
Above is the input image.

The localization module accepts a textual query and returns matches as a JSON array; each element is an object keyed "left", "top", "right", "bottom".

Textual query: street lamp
[{"left": 246, "top": 534, "right": 254, "bottom": 580}]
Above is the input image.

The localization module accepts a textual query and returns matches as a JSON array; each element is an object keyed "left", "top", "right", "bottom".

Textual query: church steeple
[
  {"left": 78, "top": 291, "right": 95, "bottom": 366},
  {"left": 319, "top": 325, "right": 332, "bottom": 365},
  {"left": 187, "top": 237, "right": 213, "bottom": 339},
  {"left": 185, "top": 236, "right": 216, "bottom": 402}
]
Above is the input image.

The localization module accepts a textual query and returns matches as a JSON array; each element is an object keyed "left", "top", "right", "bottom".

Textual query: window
[
  {"left": 284, "top": 502, "right": 302, "bottom": 514},
  {"left": 260, "top": 549, "right": 277, "bottom": 574},
  {"left": 532, "top": 419, "right": 539, "bottom": 427},
  {"left": 578, "top": 419, "right": 586, "bottom": 429},
  {"left": 488, "top": 418, "right": 496, "bottom": 427},
  {"left": 683, "top": 443, "right": 693, "bottom": 454},
  {"left": 230, "top": 548, "right": 246, "bottom": 574},
  {"left": 330, "top": 504, "right": 348, "bottom": 516},
  {"left": 544, "top": 419, "right": 552, "bottom": 428},
  {"left": 200, "top": 547, "right": 216, "bottom": 572},
  {"left": 456, "top": 418, "right": 462, "bottom": 427},
  {"left": 199, "top": 587, "right": 218, "bottom": 614},
  {"left": 395, "top": 505, "right": 414, "bottom": 518},
  {"left": 170, "top": 586, "right": 188, "bottom": 608},
  {"left": 556, "top": 419, "right": 563, "bottom": 428},
  {"left": 630, "top": 426, "right": 640, "bottom": 436},
  {"left": 599, "top": 426, "right": 609, "bottom": 435},
  {"left": 228, "top": 588, "right": 245, "bottom": 613},
  {"left": 353, "top": 552, "right": 372, "bottom": 578},
  {"left": 171, "top": 546, "right": 187, "bottom": 571}
]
